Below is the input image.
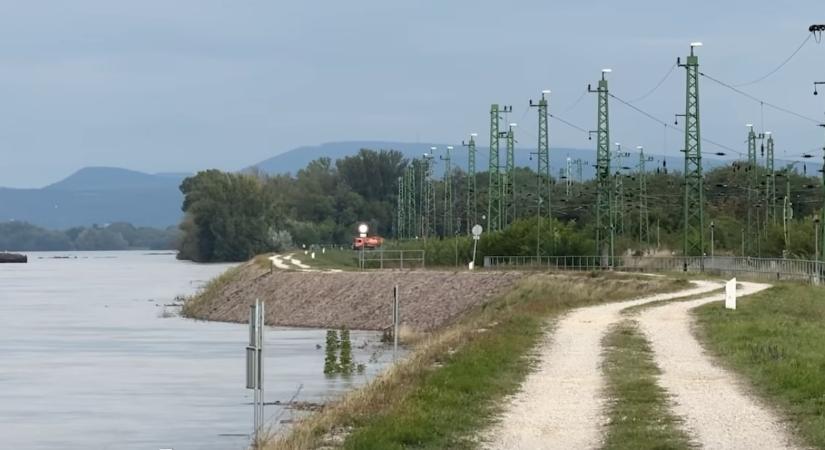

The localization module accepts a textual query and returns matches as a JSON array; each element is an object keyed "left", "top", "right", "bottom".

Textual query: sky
[{"left": 1, "top": 0, "right": 823, "bottom": 188}]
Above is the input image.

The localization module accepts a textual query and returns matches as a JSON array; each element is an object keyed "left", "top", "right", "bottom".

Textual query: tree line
[
  {"left": 176, "top": 147, "right": 824, "bottom": 263},
  {"left": 0, "top": 221, "right": 179, "bottom": 251}
]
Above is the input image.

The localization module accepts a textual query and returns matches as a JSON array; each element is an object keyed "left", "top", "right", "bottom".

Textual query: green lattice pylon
[
  {"left": 746, "top": 124, "right": 757, "bottom": 253},
  {"left": 637, "top": 146, "right": 652, "bottom": 248},
  {"left": 765, "top": 133, "right": 776, "bottom": 225},
  {"left": 530, "top": 90, "right": 552, "bottom": 218},
  {"left": 441, "top": 146, "right": 454, "bottom": 237},
  {"left": 487, "top": 104, "right": 505, "bottom": 232},
  {"left": 396, "top": 176, "right": 404, "bottom": 239},
  {"left": 422, "top": 152, "right": 436, "bottom": 238},
  {"left": 679, "top": 44, "right": 704, "bottom": 261},
  {"left": 462, "top": 134, "right": 478, "bottom": 233},
  {"left": 405, "top": 164, "right": 417, "bottom": 238},
  {"left": 820, "top": 137, "right": 825, "bottom": 263},
  {"left": 613, "top": 143, "right": 627, "bottom": 235},
  {"left": 503, "top": 123, "right": 516, "bottom": 226},
  {"left": 589, "top": 70, "right": 613, "bottom": 264}
]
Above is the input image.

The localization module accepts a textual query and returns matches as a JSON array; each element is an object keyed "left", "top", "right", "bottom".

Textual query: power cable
[
  {"left": 733, "top": 34, "right": 812, "bottom": 87},
  {"left": 627, "top": 63, "right": 677, "bottom": 103},
  {"left": 699, "top": 72, "right": 821, "bottom": 124},
  {"left": 548, "top": 113, "right": 590, "bottom": 135}
]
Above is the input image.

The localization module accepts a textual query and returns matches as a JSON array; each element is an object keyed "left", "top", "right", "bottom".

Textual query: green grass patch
[
  {"left": 267, "top": 272, "right": 687, "bottom": 450},
  {"left": 602, "top": 320, "right": 695, "bottom": 450},
  {"left": 694, "top": 283, "right": 825, "bottom": 449}
]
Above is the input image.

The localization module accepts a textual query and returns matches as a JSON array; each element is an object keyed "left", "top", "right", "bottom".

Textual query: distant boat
[{"left": 0, "top": 252, "right": 27, "bottom": 263}]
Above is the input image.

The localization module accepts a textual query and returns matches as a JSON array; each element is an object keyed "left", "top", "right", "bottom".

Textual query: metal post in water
[{"left": 392, "top": 286, "right": 400, "bottom": 362}]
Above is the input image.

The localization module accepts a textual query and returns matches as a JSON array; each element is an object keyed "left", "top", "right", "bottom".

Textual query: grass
[
  {"left": 602, "top": 320, "right": 695, "bottom": 450},
  {"left": 694, "top": 283, "right": 825, "bottom": 449},
  {"left": 180, "top": 263, "right": 248, "bottom": 318},
  {"left": 266, "top": 272, "right": 687, "bottom": 450}
]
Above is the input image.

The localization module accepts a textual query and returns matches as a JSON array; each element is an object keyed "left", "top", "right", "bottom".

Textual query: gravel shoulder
[
  {"left": 483, "top": 280, "right": 720, "bottom": 449},
  {"left": 637, "top": 281, "right": 801, "bottom": 450}
]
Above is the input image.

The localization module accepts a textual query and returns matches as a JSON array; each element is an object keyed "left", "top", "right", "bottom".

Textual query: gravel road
[
  {"left": 637, "top": 281, "right": 801, "bottom": 449},
  {"left": 483, "top": 280, "right": 721, "bottom": 449}
]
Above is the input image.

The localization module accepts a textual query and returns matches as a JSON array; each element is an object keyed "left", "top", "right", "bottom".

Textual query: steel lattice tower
[
  {"left": 441, "top": 146, "right": 454, "bottom": 237},
  {"left": 613, "top": 143, "right": 627, "bottom": 235},
  {"left": 422, "top": 152, "right": 436, "bottom": 238},
  {"left": 462, "top": 134, "right": 478, "bottom": 233},
  {"left": 589, "top": 70, "right": 613, "bottom": 264},
  {"left": 565, "top": 157, "right": 572, "bottom": 198},
  {"left": 487, "top": 104, "right": 511, "bottom": 232},
  {"left": 765, "top": 133, "right": 776, "bottom": 224},
  {"left": 678, "top": 44, "right": 704, "bottom": 261},
  {"left": 637, "top": 146, "right": 653, "bottom": 248},
  {"left": 530, "top": 91, "right": 552, "bottom": 217},
  {"left": 397, "top": 176, "right": 404, "bottom": 239},
  {"left": 503, "top": 123, "right": 517, "bottom": 226},
  {"left": 408, "top": 165, "right": 417, "bottom": 238},
  {"left": 746, "top": 124, "right": 758, "bottom": 253},
  {"left": 821, "top": 137, "right": 825, "bottom": 263}
]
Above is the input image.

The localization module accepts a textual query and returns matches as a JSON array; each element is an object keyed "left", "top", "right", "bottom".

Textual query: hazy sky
[{"left": 1, "top": 1, "right": 823, "bottom": 188}]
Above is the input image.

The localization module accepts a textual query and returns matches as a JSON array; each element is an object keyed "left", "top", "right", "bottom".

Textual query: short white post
[{"left": 725, "top": 278, "right": 737, "bottom": 310}]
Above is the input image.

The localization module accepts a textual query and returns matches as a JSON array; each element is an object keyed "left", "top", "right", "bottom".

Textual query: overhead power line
[
  {"left": 733, "top": 33, "right": 812, "bottom": 87},
  {"left": 548, "top": 113, "right": 590, "bottom": 134},
  {"left": 628, "top": 63, "right": 677, "bottom": 103},
  {"left": 699, "top": 71, "right": 821, "bottom": 124}
]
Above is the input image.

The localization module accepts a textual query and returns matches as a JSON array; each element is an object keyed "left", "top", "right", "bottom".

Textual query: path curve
[
  {"left": 484, "top": 280, "right": 721, "bottom": 450},
  {"left": 637, "top": 281, "right": 800, "bottom": 449}
]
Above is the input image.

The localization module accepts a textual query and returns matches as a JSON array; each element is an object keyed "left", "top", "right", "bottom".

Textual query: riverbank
[
  {"left": 182, "top": 260, "right": 525, "bottom": 331},
  {"left": 0, "top": 252, "right": 27, "bottom": 263}
]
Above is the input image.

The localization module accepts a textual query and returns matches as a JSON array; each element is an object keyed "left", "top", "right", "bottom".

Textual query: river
[{"left": 0, "top": 251, "right": 394, "bottom": 450}]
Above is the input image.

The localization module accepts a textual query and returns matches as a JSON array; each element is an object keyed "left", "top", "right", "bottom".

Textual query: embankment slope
[{"left": 184, "top": 263, "right": 524, "bottom": 331}]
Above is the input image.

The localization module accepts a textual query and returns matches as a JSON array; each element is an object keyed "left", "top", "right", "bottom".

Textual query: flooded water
[{"left": 0, "top": 251, "right": 394, "bottom": 450}]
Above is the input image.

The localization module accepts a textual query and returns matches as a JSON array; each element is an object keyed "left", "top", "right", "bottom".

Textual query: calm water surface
[{"left": 0, "top": 251, "right": 393, "bottom": 450}]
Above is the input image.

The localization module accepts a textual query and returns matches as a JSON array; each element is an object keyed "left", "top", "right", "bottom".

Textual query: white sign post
[
  {"left": 725, "top": 278, "right": 737, "bottom": 310},
  {"left": 470, "top": 224, "right": 482, "bottom": 270},
  {"left": 246, "top": 299, "right": 265, "bottom": 445}
]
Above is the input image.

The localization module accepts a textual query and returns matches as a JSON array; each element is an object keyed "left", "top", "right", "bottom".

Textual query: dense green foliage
[
  {"left": 0, "top": 221, "right": 178, "bottom": 251},
  {"left": 176, "top": 144, "right": 824, "bottom": 262},
  {"left": 695, "top": 284, "right": 825, "bottom": 448}
]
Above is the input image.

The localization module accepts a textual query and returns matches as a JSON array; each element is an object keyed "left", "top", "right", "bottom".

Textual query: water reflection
[{"left": 0, "top": 251, "right": 393, "bottom": 450}]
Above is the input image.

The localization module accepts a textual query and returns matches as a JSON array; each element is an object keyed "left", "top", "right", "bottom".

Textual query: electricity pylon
[
  {"left": 397, "top": 176, "right": 404, "bottom": 239},
  {"left": 405, "top": 164, "right": 417, "bottom": 238},
  {"left": 462, "top": 133, "right": 478, "bottom": 233},
  {"left": 441, "top": 146, "right": 454, "bottom": 237},
  {"left": 678, "top": 43, "right": 705, "bottom": 262},
  {"left": 746, "top": 124, "right": 758, "bottom": 253},
  {"left": 613, "top": 143, "right": 629, "bottom": 235},
  {"left": 565, "top": 157, "right": 572, "bottom": 198},
  {"left": 422, "top": 152, "right": 436, "bottom": 238},
  {"left": 637, "top": 146, "right": 653, "bottom": 249},
  {"left": 503, "top": 123, "right": 517, "bottom": 226},
  {"left": 487, "top": 104, "right": 512, "bottom": 232},
  {"left": 765, "top": 132, "right": 776, "bottom": 225},
  {"left": 530, "top": 90, "right": 552, "bottom": 215},
  {"left": 589, "top": 69, "right": 614, "bottom": 265}
]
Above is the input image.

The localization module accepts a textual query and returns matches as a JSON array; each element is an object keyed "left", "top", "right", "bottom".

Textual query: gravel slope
[
  {"left": 637, "top": 281, "right": 801, "bottom": 450},
  {"left": 483, "top": 280, "right": 721, "bottom": 450}
]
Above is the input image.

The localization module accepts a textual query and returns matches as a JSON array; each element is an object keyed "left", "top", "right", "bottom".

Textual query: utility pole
[
  {"left": 405, "top": 164, "right": 417, "bottom": 239},
  {"left": 529, "top": 90, "right": 553, "bottom": 255},
  {"left": 783, "top": 173, "right": 793, "bottom": 255},
  {"left": 441, "top": 146, "right": 454, "bottom": 238},
  {"left": 637, "top": 146, "right": 653, "bottom": 249},
  {"left": 422, "top": 151, "right": 436, "bottom": 238},
  {"left": 565, "top": 157, "right": 572, "bottom": 198},
  {"left": 487, "top": 104, "right": 511, "bottom": 232},
  {"left": 462, "top": 133, "right": 478, "bottom": 234},
  {"left": 765, "top": 132, "right": 776, "bottom": 226},
  {"left": 503, "top": 123, "right": 517, "bottom": 226},
  {"left": 745, "top": 123, "right": 765, "bottom": 254},
  {"left": 613, "top": 143, "right": 629, "bottom": 236},
  {"left": 397, "top": 176, "right": 404, "bottom": 239},
  {"left": 589, "top": 69, "right": 614, "bottom": 267},
  {"left": 677, "top": 42, "right": 705, "bottom": 267}
]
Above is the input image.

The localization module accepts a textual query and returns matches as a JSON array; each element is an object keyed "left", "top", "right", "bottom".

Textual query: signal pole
[
  {"left": 441, "top": 146, "right": 454, "bottom": 238},
  {"left": 488, "top": 104, "right": 511, "bottom": 232},
  {"left": 589, "top": 69, "right": 614, "bottom": 266},
  {"left": 678, "top": 42, "right": 705, "bottom": 267},
  {"left": 462, "top": 133, "right": 478, "bottom": 233}
]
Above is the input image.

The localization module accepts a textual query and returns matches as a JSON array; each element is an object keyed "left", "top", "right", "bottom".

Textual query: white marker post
[
  {"left": 470, "top": 224, "right": 482, "bottom": 270},
  {"left": 725, "top": 278, "right": 737, "bottom": 310}
]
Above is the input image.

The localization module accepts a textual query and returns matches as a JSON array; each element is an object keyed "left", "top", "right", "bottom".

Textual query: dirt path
[
  {"left": 637, "top": 281, "right": 800, "bottom": 449},
  {"left": 484, "top": 280, "right": 721, "bottom": 450}
]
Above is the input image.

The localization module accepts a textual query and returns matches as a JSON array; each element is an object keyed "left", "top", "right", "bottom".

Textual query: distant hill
[
  {"left": 0, "top": 167, "right": 187, "bottom": 229},
  {"left": 249, "top": 140, "right": 748, "bottom": 179}
]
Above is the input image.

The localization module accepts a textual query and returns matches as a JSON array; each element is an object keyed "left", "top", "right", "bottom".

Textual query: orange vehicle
[{"left": 352, "top": 235, "right": 384, "bottom": 250}]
